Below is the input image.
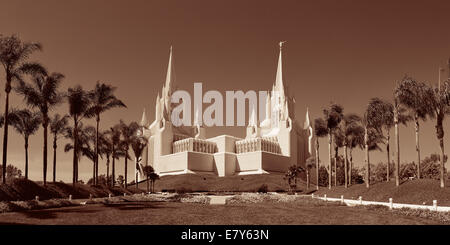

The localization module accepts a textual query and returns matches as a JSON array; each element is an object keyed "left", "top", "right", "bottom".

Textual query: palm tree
[
  {"left": 149, "top": 172, "right": 159, "bottom": 193},
  {"left": 142, "top": 165, "right": 155, "bottom": 193},
  {"left": 305, "top": 156, "right": 315, "bottom": 189},
  {"left": 16, "top": 72, "right": 64, "bottom": 186},
  {"left": 67, "top": 85, "right": 93, "bottom": 185},
  {"left": 2, "top": 109, "right": 41, "bottom": 179},
  {"left": 50, "top": 113, "right": 69, "bottom": 183},
  {"left": 64, "top": 123, "right": 96, "bottom": 180},
  {"left": 284, "top": 165, "right": 305, "bottom": 193},
  {"left": 119, "top": 120, "right": 140, "bottom": 188},
  {"left": 130, "top": 127, "right": 147, "bottom": 189},
  {"left": 346, "top": 118, "right": 364, "bottom": 186},
  {"left": 313, "top": 118, "right": 328, "bottom": 190},
  {"left": 109, "top": 124, "right": 123, "bottom": 187},
  {"left": 99, "top": 130, "right": 113, "bottom": 185},
  {"left": 86, "top": 82, "right": 126, "bottom": 185},
  {"left": 322, "top": 103, "right": 344, "bottom": 189},
  {"left": 395, "top": 77, "right": 432, "bottom": 179},
  {"left": 427, "top": 77, "right": 450, "bottom": 188},
  {"left": 332, "top": 127, "right": 345, "bottom": 186},
  {"left": 338, "top": 113, "right": 362, "bottom": 188},
  {"left": 364, "top": 101, "right": 385, "bottom": 188},
  {"left": 0, "top": 35, "right": 44, "bottom": 184}
]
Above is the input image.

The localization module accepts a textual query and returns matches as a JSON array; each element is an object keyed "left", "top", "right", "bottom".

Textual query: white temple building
[{"left": 136, "top": 43, "right": 313, "bottom": 180}]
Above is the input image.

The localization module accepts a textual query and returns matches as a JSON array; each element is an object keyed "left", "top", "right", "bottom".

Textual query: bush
[
  {"left": 257, "top": 184, "right": 268, "bottom": 193},
  {"left": 176, "top": 187, "right": 192, "bottom": 194}
]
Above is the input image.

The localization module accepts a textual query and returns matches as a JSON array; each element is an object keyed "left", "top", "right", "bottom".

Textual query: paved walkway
[{"left": 209, "top": 195, "right": 233, "bottom": 205}]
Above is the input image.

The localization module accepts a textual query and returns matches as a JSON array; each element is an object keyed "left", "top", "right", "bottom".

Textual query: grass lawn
[{"left": 0, "top": 200, "right": 440, "bottom": 225}]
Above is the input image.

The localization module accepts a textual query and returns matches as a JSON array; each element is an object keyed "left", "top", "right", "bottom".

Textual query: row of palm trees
[
  {"left": 314, "top": 68, "right": 450, "bottom": 189},
  {"left": 0, "top": 34, "right": 152, "bottom": 188}
]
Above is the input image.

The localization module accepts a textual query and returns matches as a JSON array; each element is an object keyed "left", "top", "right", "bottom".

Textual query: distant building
[{"left": 136, "top": 43, "right": 312, "bottom": 181}]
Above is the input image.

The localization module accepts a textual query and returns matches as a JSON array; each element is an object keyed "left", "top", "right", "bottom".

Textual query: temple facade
[{"left": 136, "top": 43, "right": 313, "bottom": 180}]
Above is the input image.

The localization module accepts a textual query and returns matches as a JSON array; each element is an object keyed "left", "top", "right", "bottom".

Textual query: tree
[
  {"left": 392, "top": 96, "right": 411, "bottom": 187},
  {"left": 284, "top": 165, "right": 305, "bottom": 193},
  {"left": 66, "top": 85, "right": 93, "bottom": 185},
  {"left": 64, "top": 123, "right": 96, "bottom": 180},
  {"left": 313, "top": 118, "right": 328, "bottom": 190},
  {"left": 142, "top": 165, "right": 155, "bottom": 193},
  {"left": 0, "top": 164, "right": 22, "bottom": 182},
  {"left": 322, "top": 103, "right": 344, "bottom": 189},
  {"left": 130, "top": 126, "right": 147, "bottom": 189},
  {"left": 427, "top": 78, "right": 450, "bottom": 188},
  {"left": 119, "top": 120, "right": 140, "bottom": 188},
  {"left": 109, "top": 124, "right": 124, "bottom": 187},
  {"left": 3, "top": 109, "right": 41, "bottom": 179},
  {"left": 50, "top": 113, "right": 69, "bottom": 183},
  {"left": 395, "top": 77, "right": 432, "bottom": 179},
  {"left": 117, "top": 175, "right": 125, "bottom": 187},
  {"left": 0, "top": 35, "right": 44, "bottom": 184},
  {"left": 338, "top": 113, "right": 362, "bottom": 188},
  {"left": 363, "top": 102, "right": 384, "bottom": 188},
  {"left": 86, "top": 82, "right": 126, "bottom": 185},
  {"left": 305, "top": 156, "right": 315, "bottom": 189},
  {"left": 149, "top": 172, "right": 160, "bottom": 193},
  {"left": 345, "top": 118, "right": 364, "bottom": 186},
  {"left": 16, "top": 71, "right": 65, "bottom": 186},
  {"left": 99, "top": 130, "right": 113, "bottom": 186}
]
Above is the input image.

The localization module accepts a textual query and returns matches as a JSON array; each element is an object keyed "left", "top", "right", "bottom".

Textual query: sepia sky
[{"left": 1, "top": 0, "right": 450, "bottom": 182}]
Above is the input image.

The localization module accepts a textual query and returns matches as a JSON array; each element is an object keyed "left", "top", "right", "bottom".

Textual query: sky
[{"left": 0, "top": 0, "right": 450, "bottom": 183}]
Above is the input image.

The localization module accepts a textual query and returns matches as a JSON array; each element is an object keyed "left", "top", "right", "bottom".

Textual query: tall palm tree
[
  {"left": 322, "top": 103, "right": 344, "bottom": 189},
  {"left": 67, "top": 85, "right": 93, "bottom": 185},
  {"left": 365, "top": 101, "right": 385, "bottom": 188},
  {"left": 142, "top": 165, "right": 155, "bottom": 193},
  {"left": 0, "top": 35, "right": 44, "bottom": 184},
  {"left": 64, "top": 123, "right": 96, "bottom": 181},
  {"left": 3, "top": 109, "right": 41, "bottom": 179},
  {"left": 427, "top": 77, "right": 450, "bottom": 188},
  {"left": 86, "top": 82, "right": 126, "bottom": 185},
  {"left": 395, "top": 77, "right": 432, "bottom": 179},
  {"left": 338, "top": 113, "right": 362, "bottom": 188},
  {"left": 99, "top": 130, "right": 113, "bottom": 185},
  {"left": 313, "top": 118, "right": 328, "bottom": 190},
  {"left": 109, "top": 124, "right": 123, "bottom": 187},
  {"left": 332, "top": 127, "right": 345, "bottom": 186},
  {"left": 346, "top": 118, "right": 364, "bottom": 186},
  {"left": 16, "top": 72, "right": 64, "bottom": 186},
  {"left": 119, "top": 120, "right": 140, "bottom": 188},
  {"left": 50, "top": 113, "right": 69, "bottom": 183}
]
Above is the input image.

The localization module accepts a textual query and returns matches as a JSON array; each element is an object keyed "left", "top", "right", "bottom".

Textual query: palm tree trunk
[
  {"left": 414, "top": 116, "right": 421, "bottom": 179},
  {"left": 344, "top": 145, "right": 348, "bottom": 188},
  {"left": 365, "top": 126, "right": 370, "bottom": 188},
  {"left": 53, "top": 134, "right": 57, "bottom": 183},
  {"left": 437, "top": 114, "right": 445, "bottom": 188},
  {"left": 43, "top": 118, "right": 49, "bottom": 186},
  {"left": 112, "top": 147, "right": 115, "bottom": 187},
  {"left": 306, "top": 169, "right": 310, "bottom": 189},
  {"left": 386, "top": 131, "right": 390, "bottom": 182},
  {"left": 2, "top": 86, "right": 10, "bottom": 184},
  {"left": 394, "top": 108, "right": 400, "bottom": 187},
  {"left": 147, "top": 178, "right": 150, "bottom": 193},
  {"left": 328, "top": 131, "right": 332, "bottom": 189},
  {"left": 25, "top": 137, "right": 29, "bottom": 179},
  {"left": 95, "top": 116, "right": 100, "bottom": 185},
  {"left": 106, "top": 155, "right": 110, "bottom": 187},
  {"left": 315, "top": 137, "right": 320, "bottom": 190},
  {"left": 334, "top": 145, "right": 338, "bottom": 186},
  {"left": 124, "top": 149, "right": 128, "bottom": 188},
  {"left": 73, "top": 117, "right": 78, "bottom": 186},
  {"left": 349, "top": 148, "right": 353, "bottom": 186},
  {"left": 440, "top": 138, "right": 445, "bottom": 188}
]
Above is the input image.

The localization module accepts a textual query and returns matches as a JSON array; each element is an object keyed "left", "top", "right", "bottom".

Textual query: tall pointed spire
[
  {"left": 164, "top": 46, "right": 174, "bottom": 98},
  {"left": 155, "top": 93, "right": 161, "bottom": 122},
  {"left": 275, "top": 41, "right": 286, "bottom": 101},
  {"left": 249, "top": 106, "right": 257, "bottom": 127},
  {"left": 140, "top": 108, "right": 148, "bottom": 127},
  {"left": 303, "top": 107, "right": 311, "bottom": 129}
]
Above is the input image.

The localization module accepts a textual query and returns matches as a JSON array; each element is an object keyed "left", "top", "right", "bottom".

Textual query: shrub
[
  {"left": 257, "top": 184, "right": 268, "bottom": 193},
  {"left": 176, "top": 187, "right": 192, "bottom": 194}
]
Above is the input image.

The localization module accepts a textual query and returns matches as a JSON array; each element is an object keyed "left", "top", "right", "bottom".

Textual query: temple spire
[
  {"left": 140, "top": 108, "right": 148, "bottom": 127},
  {"left": 275, "top": 41, "right": 286, "bottom": 101}
]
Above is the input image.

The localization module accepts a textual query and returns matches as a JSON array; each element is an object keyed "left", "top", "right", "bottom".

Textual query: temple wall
[
  {"left": 207, "top": 135, "right": 239, "bottom": 153},
  {"left": 213, "top": 152, "right": 237, "bottom": 176}
]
